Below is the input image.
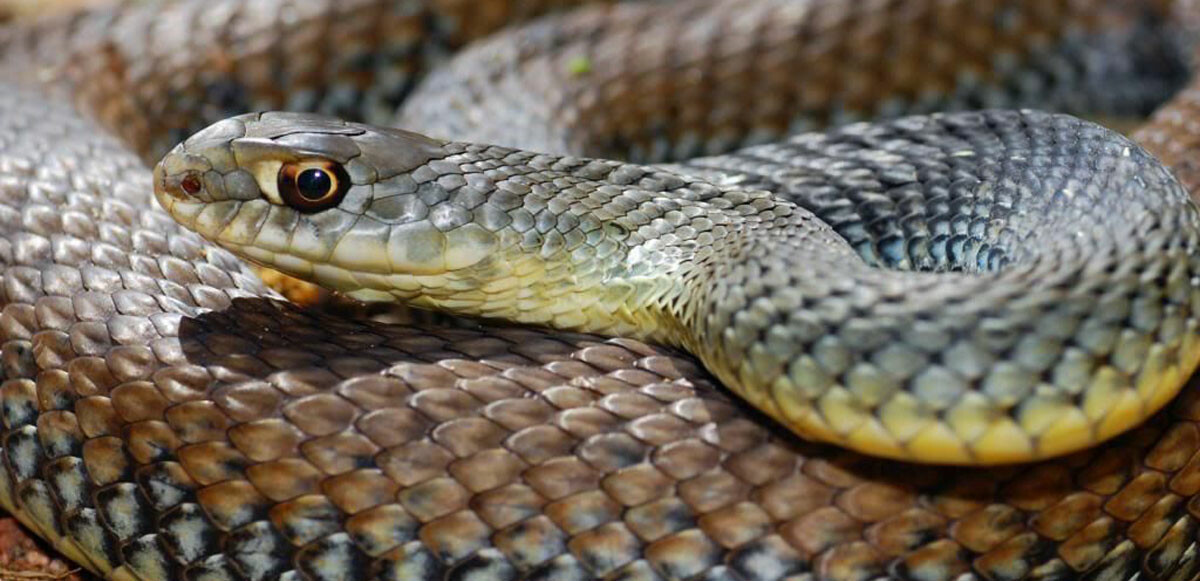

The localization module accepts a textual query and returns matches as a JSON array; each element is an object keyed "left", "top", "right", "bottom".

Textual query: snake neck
[
  {"left": 161, "top": 121, "right": 865, "bottom": 351},
  {"left": 320, "top": 148, "right": 857, "bottom": 348},
  {"left": 368, "top": 239, "right": 698, "bottom": 344}
]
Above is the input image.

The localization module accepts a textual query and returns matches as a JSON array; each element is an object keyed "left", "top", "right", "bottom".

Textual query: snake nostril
[{"left": 180, "top": 173, "right": 203, "bottom": 195}]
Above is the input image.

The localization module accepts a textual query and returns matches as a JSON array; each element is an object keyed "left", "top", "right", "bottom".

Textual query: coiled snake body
[{"left": 5, "top": 0, "right": 1200, "bottom": 580}]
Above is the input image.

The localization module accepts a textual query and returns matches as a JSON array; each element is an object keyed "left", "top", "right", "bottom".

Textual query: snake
[{"left": 3, "top": 0, "right": 1200, "bottom": 580}]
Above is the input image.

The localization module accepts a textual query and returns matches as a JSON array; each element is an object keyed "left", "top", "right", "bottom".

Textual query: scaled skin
[
  {"left": 3, "top": 1, "right": 1200, "bottom": 580},
  {"left": 156, "top": 109, "right": 1200, "bottom": 466}
]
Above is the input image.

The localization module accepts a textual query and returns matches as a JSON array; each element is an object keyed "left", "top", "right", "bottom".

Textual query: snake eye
[{"left": 277, "top": 161, "right": 350, "bottom": 212}]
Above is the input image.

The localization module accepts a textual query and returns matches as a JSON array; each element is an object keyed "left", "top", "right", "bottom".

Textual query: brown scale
[
  {"left": 1, "top": 1, "right": 1200, "bottom": 581},
  {"left": 400, "top": 0, "right": 1191, "bottom": 163}
]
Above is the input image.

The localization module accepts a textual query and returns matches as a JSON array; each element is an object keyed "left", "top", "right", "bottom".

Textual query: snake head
[{"left": 153, "top": 111, "right": 498, "bottom": 297}]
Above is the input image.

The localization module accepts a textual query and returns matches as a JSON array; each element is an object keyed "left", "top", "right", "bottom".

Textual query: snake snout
[{"left": 153, "top": 162, "right": 202, "bottom": 204}]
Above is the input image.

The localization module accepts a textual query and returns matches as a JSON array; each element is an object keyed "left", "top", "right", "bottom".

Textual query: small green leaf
[{"left": 567, "top": 56, "right": 593, "bottom": 76}]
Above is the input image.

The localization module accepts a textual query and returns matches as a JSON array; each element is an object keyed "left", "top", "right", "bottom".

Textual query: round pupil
[{"left": 296, "top": 168, "right": 333, "bottom": 201}]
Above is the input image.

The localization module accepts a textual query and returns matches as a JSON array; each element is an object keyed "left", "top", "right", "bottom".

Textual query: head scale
[{"left": 152, "top": 111, "right": 482, "bottom": 297}]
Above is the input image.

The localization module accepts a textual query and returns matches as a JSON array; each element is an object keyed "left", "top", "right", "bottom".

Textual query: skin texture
[
  {"left": 154, "top": 110, "right": 1200, "bottom": 466},
  {"left": 5, "top": 1, "right": 1200, "bottom": 581}
]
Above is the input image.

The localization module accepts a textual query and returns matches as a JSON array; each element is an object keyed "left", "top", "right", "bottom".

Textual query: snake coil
[{"left": 2, "top": 1, "right": 1200, "bottom": 580}]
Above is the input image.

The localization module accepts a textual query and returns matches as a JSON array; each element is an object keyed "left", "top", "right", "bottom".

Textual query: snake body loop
[
  {"left": 2, "top": 1, "right": 1200, "bottom": 580},
  {"left": 155, "top": 107, "right": 1200, "bottom": 465}
]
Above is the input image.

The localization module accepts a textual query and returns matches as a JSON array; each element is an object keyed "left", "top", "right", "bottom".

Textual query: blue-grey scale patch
[
  {"left": 5, "top": 425, "right": 44, "bottom": 481},
  {"left": 96, "top": 482, "right": 154, "bottom": 540},
  {"left": 204, "top": 483, "right": 267, "bottom": 531},
  {"left": 45, "top": 456, "right": 89, "bottom": 511},
  {"left": 122, "top": 533, "right": 178, "bottom": 581},
  {"left": 159, "top": 503, "right": 222, "bottom": 565},
  {"left": 227, "top": 520, "right": 293, "bottom": 581},
  {"left": 295, "top": 532, "right": 371, "bottom": 581},
  {"left": 378, "top": 541, "right": 447, "bottom": 581},
  {"left": 727, "top": 535, "right": 808, "bottom": 580},
  {"left": 676, "top": 111, "right": 1161, "bottom": 276},
  {"left": 186, "top": 554, "right": 243, "bottom": 581},
  {"left": 273, "top": 495, "right": 343, "bottom": 546},
  {"left": 137, "top": 462, "right": 195, "bottom": 510}
]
